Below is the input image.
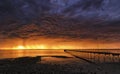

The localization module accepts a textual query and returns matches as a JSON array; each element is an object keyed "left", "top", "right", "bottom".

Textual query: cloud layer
[
  {"left": 0, "top": 0, "right": 120, "bottom": 44},
  {"left": 0, "top": 0, "right": 120, "bottom": 20}
]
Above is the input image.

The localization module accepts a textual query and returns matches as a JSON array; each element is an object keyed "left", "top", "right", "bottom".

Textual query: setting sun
[{"left": 16, "top": 45, "right": 25, "bottom": 49}]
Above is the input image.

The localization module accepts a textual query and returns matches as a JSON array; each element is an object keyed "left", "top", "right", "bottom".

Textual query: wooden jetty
[{"left": 64, "top": 49, "right": 120, "bottom": 63}]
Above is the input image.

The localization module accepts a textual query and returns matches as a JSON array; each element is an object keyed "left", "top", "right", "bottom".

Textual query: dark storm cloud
[
  {"left": 0, "top": 0, "right": 120, "bottom": 43},
  {"left": 63, "top": 0, "right": 104, "bottom": 13},
  {"left": 1, "top": 16, "right": 120, "bottom": 43},
  {"left": 0, "top": 0, "right": 51, "bottom": 21},
  {"left": 1, "top": 0, "right": 120, "bottom": 21}
]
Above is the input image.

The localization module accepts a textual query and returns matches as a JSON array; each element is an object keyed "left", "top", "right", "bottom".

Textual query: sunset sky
[{"left": 0, "top": 0, "right": 120, "bottom": 49}]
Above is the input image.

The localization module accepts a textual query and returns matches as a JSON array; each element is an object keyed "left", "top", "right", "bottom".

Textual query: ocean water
[
  {"left": 0, "top": 49, "right": 120, "bottom": 63},
  {"left": 0, "top": 50, "right": 69, "bottom": 59}
]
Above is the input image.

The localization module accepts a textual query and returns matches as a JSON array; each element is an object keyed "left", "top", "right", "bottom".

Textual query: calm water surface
[
  {"left": 0, "top": 50, "right": 69, "bottom": 59},
  {"left": 0, "top": 49, "right": 120, "bottom": 63}
]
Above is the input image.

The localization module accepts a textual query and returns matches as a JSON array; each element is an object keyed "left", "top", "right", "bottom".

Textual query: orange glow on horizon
[
  {"left": 1, "top": 42, "right": 120, "bottom": 50},
  {"left": 4, "top": 44, "right": 81, "bottom": 50},
  {"left": 0, "top": 38, "right": 120, "bottom": 50}
]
